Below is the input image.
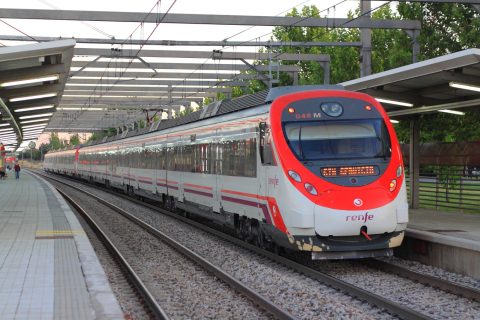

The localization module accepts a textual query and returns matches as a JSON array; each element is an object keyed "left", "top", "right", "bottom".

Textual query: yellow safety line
[{"left": 36, "top": 230, "right": 84, "bottom": 235}]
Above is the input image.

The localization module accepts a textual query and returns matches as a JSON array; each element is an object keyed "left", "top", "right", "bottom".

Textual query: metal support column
[
  {"left": 292, "top": 72, "right": 299, "bottom": 86},
  {"left": 321, "top": 62, "right": 330, "bottom": 85},
  {"left": 409, "top": 117, "right": 420, "bottom": 209},
  {"left": 360, "top": 0, "right": 372, "bottom": 77},
  {"left": 411, "top": 29, "right": 420, "bottom": 63}
]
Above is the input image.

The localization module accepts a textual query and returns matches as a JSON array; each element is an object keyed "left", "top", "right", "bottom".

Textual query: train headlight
[
  {"left": 389, "top": 179, "right": 397, "bottom": 192},
  {"left": 396, "top": 165, "right": 403, "bottom": 178},
  {"left": 321, "top": 102, "right": 343, "bottom": 117},
  {"left": 288, "top": 170, "right": 302, "bottom": 182},
  {"left": 304, "top": 183, "right": 318, "bottom": 195}
]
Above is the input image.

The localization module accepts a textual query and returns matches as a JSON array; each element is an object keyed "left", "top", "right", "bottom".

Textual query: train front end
[{"left": 269, "top": 90, "right": 408, "bottom": 259}]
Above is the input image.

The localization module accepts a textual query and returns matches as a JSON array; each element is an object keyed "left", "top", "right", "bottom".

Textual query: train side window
[{"left": 259, "top": 122, "right": 275, "bottom": 166}]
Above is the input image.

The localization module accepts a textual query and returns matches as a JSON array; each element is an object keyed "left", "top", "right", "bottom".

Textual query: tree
[
  {"left": 49, "top": 132, "right": 63, "bottom": 150},
  {"left": 398, "top": 3, "right": 480, "bottom": 60},
  {"left": 70, "top": 134, "right": 80, "bottom": 146},
  {"left": 176, "top": 105, "right": 194, "bottom": 118},
  {"left": 393, "top": 3, "right": 480, "bottom": 143}
]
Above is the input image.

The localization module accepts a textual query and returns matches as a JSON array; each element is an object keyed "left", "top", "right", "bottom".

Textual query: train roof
[{"left": 57, "top": 85, "right": 343, "bottom": 151}]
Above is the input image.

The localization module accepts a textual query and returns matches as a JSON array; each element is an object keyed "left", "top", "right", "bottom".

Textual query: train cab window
[{"left": 283, "top": 119, "right": 391, "bottom": 161}]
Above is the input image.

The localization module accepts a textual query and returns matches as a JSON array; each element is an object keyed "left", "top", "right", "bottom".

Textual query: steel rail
[
  {"left": 36, "top": 170, "right": 432, "bottom": 320},
  {"left": 362, "top": 259, "right": 480, "bottom": 303},
  {"left": 133, "top": 200, "right": 433, "bottom": 320},
  {"left": 53, "top": 188, "right": 169, "bottom": 320},
  {"left": 37, "top": 171, "right": 296, "bottom": 320}
]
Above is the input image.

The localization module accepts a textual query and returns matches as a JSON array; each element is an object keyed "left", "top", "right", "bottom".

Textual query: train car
[{"left": 44, "top": 86, "right": 408, "bottom": 259}]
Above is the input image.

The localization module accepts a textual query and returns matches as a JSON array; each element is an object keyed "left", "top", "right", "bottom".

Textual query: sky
[
  {"left": 0, "top": 0, "right": 377, "bottom": 49},
  {"left": 1, "top": 0, "right": 393, "bottom": 149}
]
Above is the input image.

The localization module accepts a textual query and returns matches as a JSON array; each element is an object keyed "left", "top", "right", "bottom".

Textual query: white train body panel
[{"left": 44, "top": 87, "right": 408, "bottom": 258}]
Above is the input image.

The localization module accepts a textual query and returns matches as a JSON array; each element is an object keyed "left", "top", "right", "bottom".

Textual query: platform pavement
[
  {"left": 0, "top": 170, "right": 123, "bottom": 319},
  {"left": 408, "top": 208, "right": 480, "bottom": 251},
  {"left": 403, "top": 208, "right": 480, "bottom": 278}
]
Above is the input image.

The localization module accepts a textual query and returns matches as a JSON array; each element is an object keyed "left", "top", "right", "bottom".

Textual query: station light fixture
[
  {"left": 375, "top": 97, "right": 414, "bottom": 108},
  {"left": 23, "top": 128, "right": 44, "bottom": 133},
  {"left": 57, "top": 107, "right": 104, "bottom": 111},
  {"left": 0, "top": 75, "right": 59, "bottom": 88},
  {"left": 438, "top": 109, "right": 465, "bottom": 116},
  {"left": 22, "top": 123, "right": 48, "bottom": 129},
  {"left": 10, "top": 93, "right": 57, "bottom": 102},
  {"left": 390, "top": 119, "right": 399, "bottom": 124},
  {"left": 21, "top": 118, "right": 51, "bottom": 124},
  {"left": 14, "top": 105, "right": 55, "bottom": 113},
  {"left": 21, "top": 127, "right": 46, "bottom": 133},
  {"left": 449, "top": 81, "right": 480, "bottom": 93},
  {"left": 0, "top": 123, "right": 11, "bottom": 127},
  {"left": 23, "top": 132, "right": 44, "bottom": 137},
  {"left": 0, "top": 128, "right": 14, "bottom": 132},
  {"left": 19, "top": 113, "right": 53, "bottom": 120},
  {"left": 1, "top": 132, "right": 16, "bottom": 137}
]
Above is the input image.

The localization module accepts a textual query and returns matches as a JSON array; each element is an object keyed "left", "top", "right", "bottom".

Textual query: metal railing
[{"left": 406, "top": 165, "right": 480, "bottom": 214}]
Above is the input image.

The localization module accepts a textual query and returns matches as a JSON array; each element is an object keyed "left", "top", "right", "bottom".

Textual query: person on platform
[{"left": 14, "top": 162, "right": 20, "bottom": 180}]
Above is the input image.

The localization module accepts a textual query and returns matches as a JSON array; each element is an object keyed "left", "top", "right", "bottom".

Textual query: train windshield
[{"left": 283, "top": 119, "right": 391, "bottom": 161}]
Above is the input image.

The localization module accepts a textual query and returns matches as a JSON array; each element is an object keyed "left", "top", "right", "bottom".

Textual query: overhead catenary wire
[
  {"left": 84, "top": 0, "right": 178, "bottom": 106},
  {"left": 164, "top": 0, "right": 349, "bottom": 106},
  {"left": 163, "top": 1, "right": 394, "bottom": 108},
  {"left": 0, "top": 19, "right": 38, "bottom": 42},
  {"left": 271, "top": 0, "right": 393, "bottom": 60},
  {"left": 222, "top": 0, "right": 315, "bottom": 42},
  {"left": 37, "top": 0, "right": 115, "bottom": 39}
]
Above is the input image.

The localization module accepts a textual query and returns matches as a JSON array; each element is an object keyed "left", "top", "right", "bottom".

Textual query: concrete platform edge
[
  {"left": 31, "top": 171, "right": 124, "bottom": 319},
  {"left": 406, "top": 228, "right": 480, "bottom": 253}
]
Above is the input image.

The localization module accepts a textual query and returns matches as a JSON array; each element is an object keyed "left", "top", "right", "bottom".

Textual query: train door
[
  {"left": 258, "top": 122, "right": 275, "bottom": 198},
  {"left": 258, "top": 121, "right": 278, "bottom": 228},
  {"left": 112, "top": 146, "right": 118, "bottom": 183},
  {"left": 177, "top": 136, "right": 185, "bottom": 203},
  {"left": 212, "top": 129, "right": 221, "bottom": 213},
  {"left": 74, "top": 146, "right": 79, "bottom": 175}
]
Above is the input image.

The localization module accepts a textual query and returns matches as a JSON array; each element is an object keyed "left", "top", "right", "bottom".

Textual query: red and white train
[{"left": 44, "top": 86, "right": 408, "bottom": 259}]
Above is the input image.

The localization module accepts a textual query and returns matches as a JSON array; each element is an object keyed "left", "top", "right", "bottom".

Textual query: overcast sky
[
  {"left": 1, "top": 0, "right": 374, "bottom": 49},
  {"left": 2, "top": 0, "right": 392, "bottom": 148}
]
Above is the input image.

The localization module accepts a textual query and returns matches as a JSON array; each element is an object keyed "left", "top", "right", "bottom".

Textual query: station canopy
[
  {"left": 341, "top": 48, "right": 480, "bottom": 119},
  {"left": 0, "top": 39, "right": 75, "bottom": 150}
]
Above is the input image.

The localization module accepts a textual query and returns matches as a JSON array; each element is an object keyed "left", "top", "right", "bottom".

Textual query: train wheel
[
  {"left": 240, "top": 218, "right": 254, "bottom": 243},
  {"left": 170, "top": 196, "right": 176, "bottom": 212},
  {"left": 254, "top": 226, "right": 266, "bottom": 249},
  {"left": 162, "top": 194, "right": 167, "bottom": 207}
]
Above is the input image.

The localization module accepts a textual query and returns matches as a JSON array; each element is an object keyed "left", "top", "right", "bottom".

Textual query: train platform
[
  {"left": 0, "top": 170, "right": 123, "bottom": 319},
  {"left": 401, "top": 209, "right": 480, "bottom": 278}
]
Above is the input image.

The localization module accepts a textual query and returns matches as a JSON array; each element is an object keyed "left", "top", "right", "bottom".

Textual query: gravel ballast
[{"left": 46, "top": 173, "right": 480, "bottom": 319}]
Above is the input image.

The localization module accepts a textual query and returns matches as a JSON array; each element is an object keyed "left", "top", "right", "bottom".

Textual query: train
[{"left": 44, "top": 86, "right": 408, "bottom": 259}]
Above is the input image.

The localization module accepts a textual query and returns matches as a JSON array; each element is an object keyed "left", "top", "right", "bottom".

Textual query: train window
[
  {"left": 212, "top": 143, "right": 222, "bottom": 175},
  {"left": 220, "top": 137, "right": 256, "bottom": 177},
  {"left": 283, "top": 119, "right": 391, "bottom": 161},
  {"left": 259, "top": 122, "right": 275, "bottom": 166}
]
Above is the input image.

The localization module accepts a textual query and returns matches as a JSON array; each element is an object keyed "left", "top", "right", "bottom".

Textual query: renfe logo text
[{"left": 346, "top": 212, "right": 374, "bottom": 222}]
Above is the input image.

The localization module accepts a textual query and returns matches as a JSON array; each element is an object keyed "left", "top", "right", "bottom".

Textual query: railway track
[
  {"left": 34, "top": 171, "right": 294, "bottom": 320},
  {"left": 360, "top": 259, "right": 480, "bottom": 303},
  {"left": 36, "top": 170, "right": 480, "bottom": 319},
  {"left": 56, "top": 188, "right": 168, "bottom": 320}
]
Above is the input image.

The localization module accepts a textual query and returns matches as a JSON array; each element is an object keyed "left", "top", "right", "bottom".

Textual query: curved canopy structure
[{"left": 0, "top": 39, "right": 75, "bottom": 149}]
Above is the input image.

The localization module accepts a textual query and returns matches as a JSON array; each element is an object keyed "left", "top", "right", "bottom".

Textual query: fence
[{"left": 405, "top": 165, "right": 480, "bottom": 214}]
